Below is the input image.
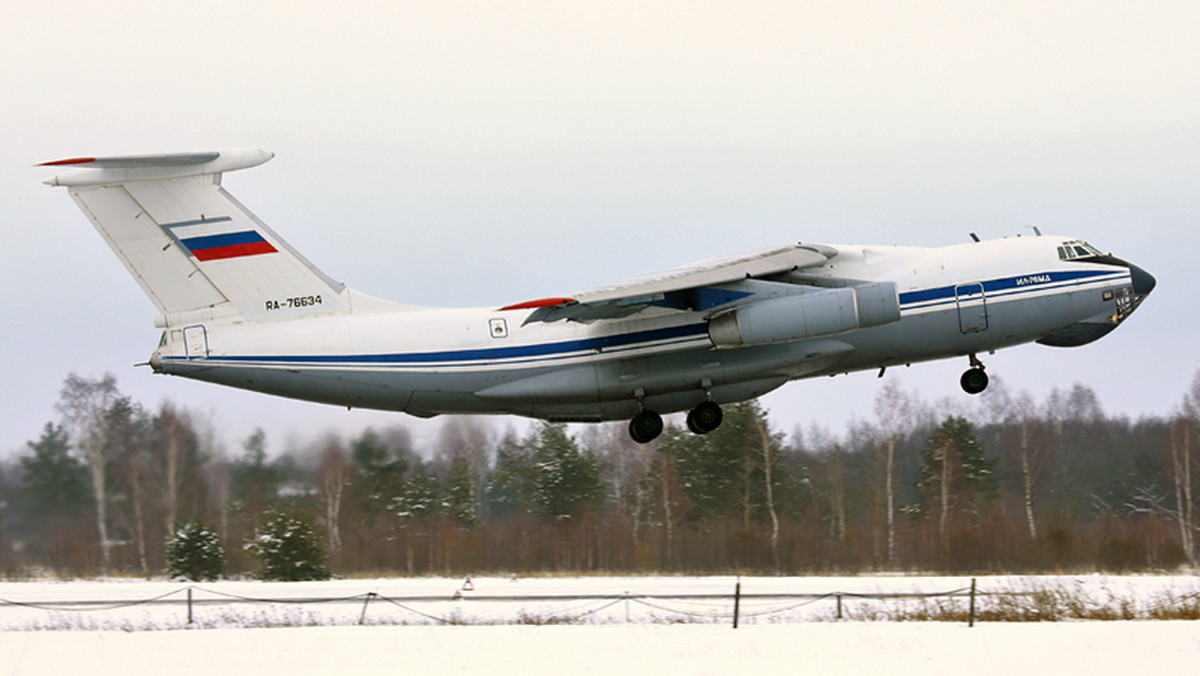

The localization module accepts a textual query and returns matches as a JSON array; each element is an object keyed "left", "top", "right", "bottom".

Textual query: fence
[{"left": 0, "top": 580, "right": 987, "bottom": 630}]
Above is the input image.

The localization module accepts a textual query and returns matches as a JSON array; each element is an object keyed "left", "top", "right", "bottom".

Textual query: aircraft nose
[{"left": 1128, "top": 262, "right": 1156, "bottom": 298}]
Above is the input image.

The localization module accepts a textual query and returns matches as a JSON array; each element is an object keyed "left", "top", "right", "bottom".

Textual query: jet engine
[{"left": 707, "top": 282, "right": 899, "bottom": 348}]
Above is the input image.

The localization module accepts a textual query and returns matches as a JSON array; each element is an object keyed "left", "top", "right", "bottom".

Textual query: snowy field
[{"left": 2, "top": 575, "right": 1199, "bottom": 675}]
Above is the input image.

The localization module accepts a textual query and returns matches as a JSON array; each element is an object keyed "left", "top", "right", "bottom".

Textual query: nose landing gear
[{"left": 960, "top": 354, "right": 989, "bottom": 395}]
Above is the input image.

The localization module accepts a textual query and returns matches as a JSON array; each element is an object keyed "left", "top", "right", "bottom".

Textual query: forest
[{"left": 1, "top": 370, "right": 1197, "bottom": 578}]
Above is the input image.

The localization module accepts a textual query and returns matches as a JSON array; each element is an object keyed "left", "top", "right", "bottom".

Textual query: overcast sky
[{"left": 2, "top": 1, "right": 1197, "bottom": 458}]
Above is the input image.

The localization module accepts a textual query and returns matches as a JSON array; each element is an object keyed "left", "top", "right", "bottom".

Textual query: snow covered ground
[
  {"left": 6, "top": 620, "right": 1200, "bottom": 676},
  {"left": 2, "top": 575, "right": 1199, "bottom": 675}
]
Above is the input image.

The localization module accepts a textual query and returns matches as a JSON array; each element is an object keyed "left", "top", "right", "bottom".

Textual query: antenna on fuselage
[
  {"left": 1030, "top": 226, "right": 1043, "bottom": 236},
  {"left": 969, "top": 233, "right": 980, "bottom": 242}
]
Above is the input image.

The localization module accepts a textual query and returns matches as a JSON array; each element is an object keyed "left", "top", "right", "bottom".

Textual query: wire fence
[
  {"left": 0, "top": 581, "right": 988, "bottom": 630},
  {"left": 4, "top": 578, "right": 1197, "bottom": 630}
]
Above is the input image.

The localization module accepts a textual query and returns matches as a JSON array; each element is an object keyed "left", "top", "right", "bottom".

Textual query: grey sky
[{"left": 2, "top": 1, "right": 1197, "bottom": 456}]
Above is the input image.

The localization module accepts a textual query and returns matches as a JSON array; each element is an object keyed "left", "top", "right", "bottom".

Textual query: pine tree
[
  {"left": 20, "top": 423, "right": 90, "bottom": 568},
  {"left": 388, "top": 459, "right": 439, "bottom": 574},
  {"left": 444, "top": 449, "right": 479, "bottom": 527},
  {"left": 915, "top": 416, "right": 997, "bottom": 537},
  {"left": 245, "top": 509, "right": 330, "bottom": 581},
  {"left": 485, "top": 431, "right": 537, "bottom": 519},
  {"left": 20, "top": 423, "right": 89, "bottom": 521},
  {"left": 350, "top": 428, "right": 410, "bottom": 524},
  {"left": 531, "top": 423, "right": 604, "bottom": 521},
  {"left": 674, "top": 402, "right": 773, "bottom": 525},
  {"left": 165, "top": 521, "right": 224, "bottom": 581},
  {"left": 231, "top": 429, "right": 282, "bottom": 518}
]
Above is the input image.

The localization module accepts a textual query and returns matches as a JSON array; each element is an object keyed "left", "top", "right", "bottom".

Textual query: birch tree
[
  {"left": 873, "top": 380, "right": 914, "bottom": 567},
  {"left": 1010, "top": 391, "right": 1045, "bottom": 539},
  {"left": 56, "top": 373, "right": 123, "bottom": 575}
]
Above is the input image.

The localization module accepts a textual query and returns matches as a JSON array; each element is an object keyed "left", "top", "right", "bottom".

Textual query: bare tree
[
  {"left": 107, "top": 399, "right": 151, "bottom": 575},
  {"left": 873, "top": 380, "right": 913, "bottom": 568},
  {"left": 1011, "top": 391, "right": 1045, "bottom": 539},
  {"left": 317, "top": 435, "right": 348, "bottom": 558},
  {"left": 1174, "top": 376, "right": 1199, "bottom": 564},
  {"left": 753, "top": 412, "right": 782, "bottom": 570},
  {"left": 807, "top": 425, "right": 847, "bottom": 543},
  {"left": 158, "top": 402, "right": 185, "bottom": 536},
  {"left": 56, "top": 373, "right": 123, "bottom": 575}
]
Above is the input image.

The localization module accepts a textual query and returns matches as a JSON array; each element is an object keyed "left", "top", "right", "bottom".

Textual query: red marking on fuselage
[{"left": 499, "top": 297, "right": 577, "bottom": 311}]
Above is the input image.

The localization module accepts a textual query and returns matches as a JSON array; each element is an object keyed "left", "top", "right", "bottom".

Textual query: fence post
[
  {"left": 359, "top": 592, "right": 375, "bottom": 625},
  {"left": 732, "top": 580, "right": 741, "bottom": 629},
  {"left": 968, "top": 578, "right": 977, "bottom": 628},
  {"left": 836, "top": 593, "right": 843, "bottom": 620},
  {"left": 187, "top": 587, "right": 194, "bottom": 625}
]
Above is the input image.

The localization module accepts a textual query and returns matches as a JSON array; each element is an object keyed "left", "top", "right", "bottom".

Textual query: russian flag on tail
[{"left": 180, "top": 230, "right": 278, "bottom": 261}]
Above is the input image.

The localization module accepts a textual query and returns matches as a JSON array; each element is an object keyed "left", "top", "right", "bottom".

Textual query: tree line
[{"left": 1, "top": 370, "right": 1197, "bottom": 578}]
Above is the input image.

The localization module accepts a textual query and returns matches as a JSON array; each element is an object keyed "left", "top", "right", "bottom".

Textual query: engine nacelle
[{"left": 707, "top": 282, "right": 899, "bottom": 348}]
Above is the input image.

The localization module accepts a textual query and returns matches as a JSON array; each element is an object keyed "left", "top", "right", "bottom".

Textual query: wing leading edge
[{"left": 505, "top": 243, "right": 839, "bottom": 323}]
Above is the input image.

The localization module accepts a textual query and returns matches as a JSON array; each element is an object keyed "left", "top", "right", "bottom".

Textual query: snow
[
  {"left": 2, "top": 575, "right": 1199, "bottom": 675},
  {"left": 6, "top": 622, "right": 1200, "bottom": 676}
]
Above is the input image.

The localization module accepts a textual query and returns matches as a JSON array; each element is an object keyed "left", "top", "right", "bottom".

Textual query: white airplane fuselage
[
  {"left": 149, "top": 235, "right": 1151, "bottom": 423},
  {"left": 39, "top": 148, "right": 1154, "bottom": 443}
]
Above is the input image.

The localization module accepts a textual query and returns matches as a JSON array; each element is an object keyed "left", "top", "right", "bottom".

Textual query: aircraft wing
[{"left": 505, "top": 242, "right": 838, "bottom": 323}]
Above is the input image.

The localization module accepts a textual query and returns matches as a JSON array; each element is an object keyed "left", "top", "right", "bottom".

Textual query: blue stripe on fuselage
[
  {"left": 899, "top": 268, "right": 1124, "bottom": 308},
  {"left": 169, "top": 322, "right": 712, "bottom": 367}
]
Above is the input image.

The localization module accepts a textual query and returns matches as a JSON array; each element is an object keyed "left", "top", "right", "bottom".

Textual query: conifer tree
[
  {"left": 485, "top": 431, "right": 537, "bottom": 519},
  {"left": 165, "top": 521, "right": 224, "bottom": 581},
  {"left": 915, "top": 416, "right": 997, "bottom": 538},
  {"left": 20, "top": 423, "right": 90, "bottom": 568},
  {"left": 530, "top": 423, "right": 603, "bottom": 521},
  {"left": 351, "top": 428, "right": 410, "bottom": 524},
  {"left": 245, "top": 509, "right": 330, "bottom": 581},
  {"left": 444, "top": 449, "right": 479, "bottom": 527},
  {"left": 20, "top": 423, "right": 89, "bottom": 522}
]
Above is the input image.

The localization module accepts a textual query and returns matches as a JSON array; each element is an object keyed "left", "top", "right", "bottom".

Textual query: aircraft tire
[
  {"left": 960, "top": 368, "right": 989, "bottom": 395},
  {"left": 686, "top": 401, "right": 723, "bottom": 435},
  {"left": 629, "top": 410, "right": 664, "bottom": 444}
]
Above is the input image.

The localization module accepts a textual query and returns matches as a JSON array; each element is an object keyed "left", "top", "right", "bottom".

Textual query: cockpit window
[{"left": 1058, "top": 240, "right": 1103, "bottom": 260}]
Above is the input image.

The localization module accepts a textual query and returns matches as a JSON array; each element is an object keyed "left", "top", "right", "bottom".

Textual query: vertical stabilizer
[{"left": 41, "top": 149, "right": 350, "bottom": 326}]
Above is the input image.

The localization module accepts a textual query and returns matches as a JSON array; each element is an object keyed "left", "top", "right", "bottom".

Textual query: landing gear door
[
  {"left": 954, "top": 283, "right": 989, "bottom": 334},
  {"left": 183, "top": 325, "right": 209, "bottom": 358}
]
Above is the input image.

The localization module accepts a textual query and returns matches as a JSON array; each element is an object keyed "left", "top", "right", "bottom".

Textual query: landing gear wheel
[
  {"left": 629, "top": 409, "right": 664, "bottom": 444},
  {"left": 960, "top": 368, "right": 989, "bottom": 395},
  {"left": 686, "top": 401, "right": 723, "bottom": 435}
]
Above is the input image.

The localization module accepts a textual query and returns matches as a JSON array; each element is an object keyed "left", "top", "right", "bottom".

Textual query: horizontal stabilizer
[{"left": 41, "top": 149, "right": 273, "bottom": 187}]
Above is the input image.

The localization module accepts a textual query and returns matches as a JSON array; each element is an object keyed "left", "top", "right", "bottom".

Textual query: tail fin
[{"left": 40, "top": 149, "right": 352, "bottom": 327}]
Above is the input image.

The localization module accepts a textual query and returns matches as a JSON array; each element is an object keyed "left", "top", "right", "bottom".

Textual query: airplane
[{"left": 40, "top": 148, "right": 1156, "bottom": 443}]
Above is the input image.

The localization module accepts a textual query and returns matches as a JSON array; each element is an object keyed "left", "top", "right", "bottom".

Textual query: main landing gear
[
  {"left": 960, "top": 354, "right": 989, "bottom": 395},
  {"left": 687, "top": 401, "right": 723, "bottom": 435},
  {"left": 629, "top": 401, "right": 724, "bottom": 444},
  {"left": 629, "top": 409, "right": 664, "bottom": 444}
]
